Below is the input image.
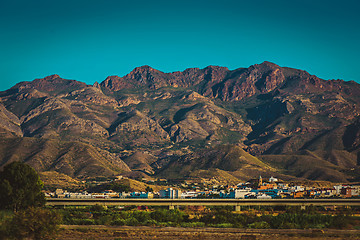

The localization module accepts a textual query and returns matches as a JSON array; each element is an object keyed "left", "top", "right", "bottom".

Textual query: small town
[{"left": 46, "top": 176, "right": 360, "bottom": 200}]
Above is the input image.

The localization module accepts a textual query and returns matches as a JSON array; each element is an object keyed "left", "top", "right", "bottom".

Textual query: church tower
[{"left": 258, "top": 175, "right": 263, "bottom": 187}]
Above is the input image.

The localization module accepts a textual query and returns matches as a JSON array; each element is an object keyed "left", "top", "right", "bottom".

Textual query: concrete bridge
[{"left": 46, "top": 198, "right": 360, "bottom": 211}]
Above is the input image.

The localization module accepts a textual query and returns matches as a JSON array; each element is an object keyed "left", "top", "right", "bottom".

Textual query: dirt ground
[{"left": 55, "top": 225, "right": 360, "bottom": 240}]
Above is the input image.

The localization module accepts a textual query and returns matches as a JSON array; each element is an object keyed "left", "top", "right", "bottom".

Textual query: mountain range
[{"left": 1, "top": 61, "right": 360, "bottom": 184}]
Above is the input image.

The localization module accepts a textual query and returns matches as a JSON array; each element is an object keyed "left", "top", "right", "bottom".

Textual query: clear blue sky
[{"left": 0, "top": 0, "right": 359, "bottom": 90}]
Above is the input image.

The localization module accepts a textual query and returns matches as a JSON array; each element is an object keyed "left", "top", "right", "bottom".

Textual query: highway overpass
[{"left": 46, "top": 198, "right": 360, "bottom": 210}]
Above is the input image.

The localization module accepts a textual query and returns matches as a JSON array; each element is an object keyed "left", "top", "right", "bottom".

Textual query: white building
[
  {"left": 334, "top": 185, "right": 343, "bottom": 195},
  {"left": 65, "top": 192, "right": 93, "bottom": 199},
  {"left": 233, "top": 189, "right": 252, "bottom": 199},
  {"left": 257, "top": 193, "right": 272, "bottom": 199},
  {"left": 290, "top": 186, "right": 305, "bottom": 192},
  {"left": 119, "top": 192, "right": 131, "bottom": 198},
  {"left": 269, "top": 176, "right": 278, "bottom": 182},
  {"left": 181, "top": 191, "right": 200, "bottom": 198}
]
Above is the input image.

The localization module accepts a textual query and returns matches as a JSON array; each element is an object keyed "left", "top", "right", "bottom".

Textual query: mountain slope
[
  {"left": 157, "top": 145, "right": 280, "bottom": 181},
  {"left": 0, "top": 137, "right": 130, "bottom": 178},
  {"left": 0, "top": 62, "right": 359, "bottom": 183}
]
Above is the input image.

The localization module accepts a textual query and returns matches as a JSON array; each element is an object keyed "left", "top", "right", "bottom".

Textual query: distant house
[
  {"left": 351, "top": 185, "right": 360, "bottom": 196},
  {"left": 257, "top": 194, "right": 272, "bottom": 199},
  {"left": 292, "top": 191, "right": 305, "bottom": 198},
  {"left": 247, "top": 176, "right": 263, "bottom": 189},
  {"left": 91, "top": 194, "right": 109, "bottom": 199},
  {"left": 258, "top": 183, "right": 275, "bottom": 190},
  {"left": 220, "top": 189, "right": 252, "bottom": 199},
  {"left": 65, "top": 192, "right": 92, "bottom": 199},
  {"left": 320, "top": 188, "right": 337, "bottom": 197},
  {"left": 269, "top": 176, "right": 278, "bottom": 182},
  {"left": 104, "top": 190, "right": 120, "bottom": 198},
  {"left": 120, "top": 192, "right": 131, "bottom": 198},
  {"left": 55, "top": 189, "right": 64, "bottom": 195},
  {"left": 248, "top": 189, "right": 280, "bottom": 199},
  {"left": 334, "top": 185, "right": 343, "bottom": 195},
  {"left": 129, "top": 192, "right": 153, "bottom": 199},
  {"left": 159, "top": 188, "right": 181, "bottom": 199},
  {"left": 341, "top": 187, "right": 354, "bottom": 198},
  {"left": 181, "top": 191, "right": 200, "bottom": 199},
  {"left": 55, "top": 189, "right": 69, "bottom": 198}
]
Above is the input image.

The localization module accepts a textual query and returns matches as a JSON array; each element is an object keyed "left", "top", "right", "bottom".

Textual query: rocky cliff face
[
  {"left": 100, "top": 65, "right": 230, "bottom": 91},
  {"left": 0, "top": 62, "right": 360, "bottom": 182},
  {"left": 0, "top": 103, "right": 23, "bottom": 137}
]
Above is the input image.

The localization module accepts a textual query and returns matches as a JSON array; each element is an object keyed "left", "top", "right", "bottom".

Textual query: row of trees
[{"left": 58, "top": 205, "right": 354, "bottom": 229}]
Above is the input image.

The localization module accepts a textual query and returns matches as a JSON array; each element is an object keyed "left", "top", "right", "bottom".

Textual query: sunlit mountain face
[{"left": 1, "top": 62, "right": 360, "bottom": 183}]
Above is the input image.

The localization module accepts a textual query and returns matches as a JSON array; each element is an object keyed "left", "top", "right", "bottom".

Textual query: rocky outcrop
[
  {"left": 108, "top": 110, "right": 170, "bottom": 147},
  {"left": 0, "top": 103, "right": 23, "bottom": 137},
  {"left": 100, "top": 65, "right": 230, "bottom": 91},
  {"left": 65, "top": 87, "right": 119, "bottom": 107},
  {"left": 101, "top": 75, "right": 135, "bottom": 91}
]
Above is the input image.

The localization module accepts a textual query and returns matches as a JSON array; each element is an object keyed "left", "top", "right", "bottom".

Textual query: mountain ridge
[{"left": 1, "top": 61, "right": 359, "bottom": 183}]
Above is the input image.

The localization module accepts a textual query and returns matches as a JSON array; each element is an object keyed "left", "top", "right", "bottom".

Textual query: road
[{"left": 46, "top": 198, "right": 360, "bottom": 208}]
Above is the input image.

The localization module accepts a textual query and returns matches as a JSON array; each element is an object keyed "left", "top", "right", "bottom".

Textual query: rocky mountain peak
[
  {"left": 121, "top": 65, "right": 172, "bottom": 89},
  {"left": 104, "top": 75, "right": 121, "bottom": 81},
  {"left": 202, "top": 66, "right": 229, "bottom": 82},
  {"left": 43, "top": 74, "right": 61, "bottom": 81},
  {"left": 247, "top": 61, "right": 281, "bottom": 73},
  {"left": 259, "top": 61, "right": 280, "bottom": 68},
  {"left": 10, "top": 74, "right": 87, "bottom": 94},
  {"left": 132, "top": 65, "right": 155, "bottom": 72},
  {"left": 93, "top": 81, "right": 101, "bottom": 89},
  {"left": 100, "top": 75, "right": 133, "bottom": 91},
  {"left": 125, "top": 65, "right": 160, "bottom": 83},
  {"left": 204, "top": 65, "right": 229, "bottom": 71}
]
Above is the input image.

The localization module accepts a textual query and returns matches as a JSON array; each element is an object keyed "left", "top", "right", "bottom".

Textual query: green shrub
[
  {"left": 312, "top": 224, "right": 326, "bottom": 229},
  {"left": 0, "top": 210, "right": 13, "bottom": 223},
  {"left": 181, "top": 222, "right": 205, "bottom": 228},
  {"left": 124, "top": 217, "right": 140, "bottom": 226},
  {"left": 328, "top": 215, "right": 349, "bottom": 229},
  {"left": 248, "top": 221, "right": 270, "bottom": 229},
  {"left": 158, "top": 221, "right": 177, "bottom": 227},
  {"left": 0, "top": 209, "right": 13, "bottom": 238},
  {"left": 72, "top": 218, "right": 95, "bottom": 225},
  {"left": 208, "top": 223, "right": 233, "bottom": 228},
  {"left": 200, "top": 210, "right": 249, "bottom": 226},
  {"left": 111, "top": 218, "right": 126, "bottom": 226},
  {"left": 150, "top": 209, "right": 188, "bottom": 223},
  {"left": 232, "top": 222, "right": 244, "bottom": 228},
  {"left": 96, "top": 215, "right": 113, "bottom": 225},
  {"left": 90, "top": 204, "right": 106, "bottom": 212},
  {"left": 278, "top": 222, "right": 300, "bottom": 229},
  {"left": 132, "top": 211, "right": 151, "bottom": 223},
  {"left": 144, "top": 219, "right": 158, "bottom": 226},
  {"left": 5, "top": 207, "right": 61, "bottom": 239}
]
